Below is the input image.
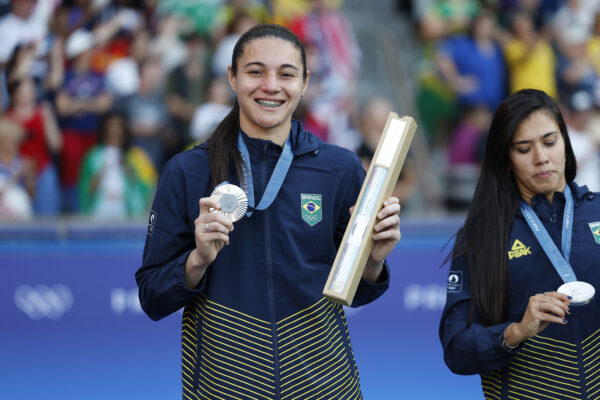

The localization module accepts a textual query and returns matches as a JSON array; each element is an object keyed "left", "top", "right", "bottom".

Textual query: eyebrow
[
  {"left": 242, "top": 61, "right": 299, "bottom": 71},
  {"left": 512, "top": 131, "right": 559, "bottom": 146}
]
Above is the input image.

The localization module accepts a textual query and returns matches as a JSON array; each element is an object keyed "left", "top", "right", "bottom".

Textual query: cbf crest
[
  {"left": 301, "top": 193, "right": 322, "bottom": 226},
  {"left": 590, "top": 222, "right": 600, "bottom": 244}
]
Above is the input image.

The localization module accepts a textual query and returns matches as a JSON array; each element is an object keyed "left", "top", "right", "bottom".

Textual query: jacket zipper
[{"left": 262, "top": 143, "right": 281, "bottom": 399}]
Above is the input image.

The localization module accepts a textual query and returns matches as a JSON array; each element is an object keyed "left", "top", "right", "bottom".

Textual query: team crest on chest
[
  {"left": 301, "top": 193, "right": 322, "bottom": 226},
  {"left": 589, "top": 222, "right": 600, "bottom": 244}
]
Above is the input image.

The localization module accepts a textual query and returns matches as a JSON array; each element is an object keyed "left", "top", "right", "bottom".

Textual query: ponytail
[{"left": 208, "top": 100, "right": 243, "bottom": 188}]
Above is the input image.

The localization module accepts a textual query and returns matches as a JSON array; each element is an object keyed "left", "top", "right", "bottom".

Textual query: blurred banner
[{"left": 0, "top": 219, "right": 481, "bottom": 399}]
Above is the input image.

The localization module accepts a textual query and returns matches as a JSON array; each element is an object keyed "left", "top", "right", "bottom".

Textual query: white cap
[{"left": 65, "top": 29, "right": 95, "bottom": 59}]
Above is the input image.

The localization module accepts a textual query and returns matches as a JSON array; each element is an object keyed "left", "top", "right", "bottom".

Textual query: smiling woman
[
  {"left": 228, "top": 36, "right": 309, "bottom": 144},
  {"left": 440, "top": 89, "right": 600, "bottom": 400},
  {"left": 136, "top": 23, "right": 402, "bottom": 400}
]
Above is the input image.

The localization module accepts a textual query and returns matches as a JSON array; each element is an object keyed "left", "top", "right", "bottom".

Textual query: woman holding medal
[
  {"left": 440, "top": 89, "right": 600, "bottom": 399},
  {"left": 136, "top": 23, "right": 401, "bottom": 399}
]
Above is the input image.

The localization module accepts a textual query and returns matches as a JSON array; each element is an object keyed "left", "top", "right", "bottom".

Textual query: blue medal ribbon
[
  {"left": 237, "top": 130, "right": 294, "bottom": 217},
  {"left": 519, "top": 185, "right": 575, "bottom": 283}
]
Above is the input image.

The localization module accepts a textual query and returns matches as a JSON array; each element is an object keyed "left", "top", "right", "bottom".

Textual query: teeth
[{"left": 256, "top": 100, "right": 283, "bottom": 107}]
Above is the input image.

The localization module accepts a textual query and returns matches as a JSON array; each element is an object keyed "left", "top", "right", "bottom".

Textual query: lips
[
  {"left": 534, "top": 170, "right": 553, "bottom": 179},
  {"left": 256, "top": 99, "right": 284, "bottom": 108}
]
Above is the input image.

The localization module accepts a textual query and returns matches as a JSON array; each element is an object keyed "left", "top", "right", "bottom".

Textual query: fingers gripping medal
[{"left": 210, "top": 184, "right": 248, "bottom": 222}]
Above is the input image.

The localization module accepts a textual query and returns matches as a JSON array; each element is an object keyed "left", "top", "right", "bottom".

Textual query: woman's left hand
[{"left": 362, "top": 196, "right": 401, "bottom": 282}]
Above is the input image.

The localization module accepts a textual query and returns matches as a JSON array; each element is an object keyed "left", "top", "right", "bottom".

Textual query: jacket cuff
[
  {"left": 350, "top": 259, "right": 390, "bottom": 307},
  {"left": 499, "top": 322, "right": 522, "bottom": 353}
]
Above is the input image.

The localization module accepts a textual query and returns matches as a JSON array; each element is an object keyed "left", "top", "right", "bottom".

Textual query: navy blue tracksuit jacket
[
  {"left": 440, "top": 182, "right": 600, "bottom": 399},
  {"left": 136, "top": 121, "right": 389, "bottom": 399}
]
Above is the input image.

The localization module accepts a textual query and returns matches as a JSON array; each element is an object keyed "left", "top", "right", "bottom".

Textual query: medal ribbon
[
  {"left": 520, "top": 184, "right": 576, "bottom": 283},
  {"left": 237, "top": 131, "right": 294, "bottom": 217}
]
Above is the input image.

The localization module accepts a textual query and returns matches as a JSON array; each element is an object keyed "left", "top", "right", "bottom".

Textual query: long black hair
[
  {"left": 207, "top": 23, "right": 307, "bottom": 187},
  {"left": 451, "top": 89, "right": 576, "bottom": 326}
]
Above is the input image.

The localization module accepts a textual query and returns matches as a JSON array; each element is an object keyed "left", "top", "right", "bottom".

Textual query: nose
[
  {"left": 532, "top": 143, "right": 549, "bottom": 165},
  {"left": 261, "top": 72, "right": 280, "bottom": 92}
]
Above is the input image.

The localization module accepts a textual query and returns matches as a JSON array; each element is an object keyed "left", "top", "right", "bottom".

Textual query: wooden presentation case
[{"left": 323, "top": 113, "right": 417, "bottom": 305}]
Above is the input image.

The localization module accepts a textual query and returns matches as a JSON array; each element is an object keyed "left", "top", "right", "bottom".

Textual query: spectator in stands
[
  {"left": 0, "top": 0, "right": 62, "bottom": 109},
  {"left": 552, "top": 0, "right": 599, "bottom": 48},
  {"left": 289, "top": 0, "right": 362, "bottom": 150},
  {"left": 54, "top": 0, "right": 103, "bottom": 38},
  {"left": 148, "top": 12, "right": 187, "bottom": 73},
  {"left": 211, "top": 11, "right": 258, "bottom": 78},
  {"left": 503, "top": 8, "right": 558, "bottom": 99},
  {"left": 589, "top": 11, "right": 600, "bottom": 79},
  {"left": 56, "top": 28, "right": 113, "bottom": 212},
  {"left": 115, "top": 56, "right": 173, "bottom": 170},
  {"left": 189, "top": 76, "right": 233, "bottom": 145},
  {"left": 0, "top": 117, "right": 35, "bottom": 220},
  {"left": 417, "top": 0, "right": 480, "bottom": 41},
  {"left": 104, "top": 27, "right": 150, "bottom": 99},
  {"left": 563, "top": 90, "right": 600, "bottom": 192},
  {"left": 6, "top": 76, "right": 62, "bottom": 216},
  {"left": 555, "top": 25, "right": 598, "bottom": 102},
  {"left": 166, "top": 31, "right": 212, "bottom": 148},
  {"left": 155, "top": 0, "right": 220, "bottom": 40},
  {"left": 445, "top": 104, "right": 491, "bottom": 210},
  {"left": 0, "top": 0, "right": 47, "bottom": 65},
  {"left": 435, "top": 8, "right": 506, "bottom": 111},
  {"left": 355, "top": 96, "right": 417, "bottom": 208},
  {"left": 78, "top": 111, "right": 157, "bottom": 219},
  {"left": 213, "top": 0, "right": 271, "bottom": 43}
]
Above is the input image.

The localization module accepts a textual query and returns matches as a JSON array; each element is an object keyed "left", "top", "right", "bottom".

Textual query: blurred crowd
[
  {"left": 1, "top": 0, "right": 599, "bottom": 221},
  {"left": 411, "top": 0, "right": 600, "bottom": 210}
]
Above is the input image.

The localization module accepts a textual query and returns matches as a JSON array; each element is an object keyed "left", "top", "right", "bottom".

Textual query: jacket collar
[
  {"left": 517, "top": 181, "right": 591, "bottom": 220},
  {"left": 289, "top": 119, "right": 321, "bottom": 156},
  {"left": 529, "top": 181, "right": 590, "bottom": 209}
]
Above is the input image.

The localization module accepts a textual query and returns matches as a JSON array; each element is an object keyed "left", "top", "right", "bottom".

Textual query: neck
[
  {"left": 241, "top": 120, "right": 291, "bottom": 147},
  {"left": 519, "top": 182, "right": 567, "bottom": 205}
]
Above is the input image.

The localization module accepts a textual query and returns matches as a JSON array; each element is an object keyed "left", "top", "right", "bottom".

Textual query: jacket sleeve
[
  {"left": 135, "top": 161, "right": 206, "bottom": 321},
  {"left": 336, "top": 159, "right": 390, "bottom": 308},
  {"left": 439, "top": 252, "right": 517, "bottom": 375}
]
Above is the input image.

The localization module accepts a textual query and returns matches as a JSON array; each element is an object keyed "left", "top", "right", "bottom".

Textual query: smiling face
[
  {"left": 228, "top": 37, "right": 309, "bottom": 144},
  {"left": 509, "top": 110, "right": 567, "bottom": 204}
]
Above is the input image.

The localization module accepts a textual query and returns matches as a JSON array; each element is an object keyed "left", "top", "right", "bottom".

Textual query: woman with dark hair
[
  {"left": 6, "top": 76, "right": 62, "bottom": 216},
  {"left": 136, "top": 23, "right": 400, "bottom": 399},
  {"left": 440, "top": 89, "right": 600, "bottom": 399},
  {"left": 77, "top": 111, "right": 157, "bottom": 218}
]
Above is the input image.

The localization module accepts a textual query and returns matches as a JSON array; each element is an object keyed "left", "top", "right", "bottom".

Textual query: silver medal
[
  {"left": 557, "top": 281, "right": 595, "bottom": 306},
  {"left": 210, "top": 184, "right": 248, "bottom": 222}
]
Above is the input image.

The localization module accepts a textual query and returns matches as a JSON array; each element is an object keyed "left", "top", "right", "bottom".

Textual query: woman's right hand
[
  {"left": 184, "top": 197, "right": 234, "bottom": 288},
  {"left": 504, "top": 291, "right": 571, "bottom": 348}
]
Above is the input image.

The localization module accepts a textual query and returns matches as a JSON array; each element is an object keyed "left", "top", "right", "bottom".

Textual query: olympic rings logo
[{"left": 14, "top": 284, "right": 74, "bottom": 320}]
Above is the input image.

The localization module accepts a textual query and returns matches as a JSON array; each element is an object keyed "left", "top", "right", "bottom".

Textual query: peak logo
[{"left": 508, "top": 239, "right": 532, "bottom": 259}]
